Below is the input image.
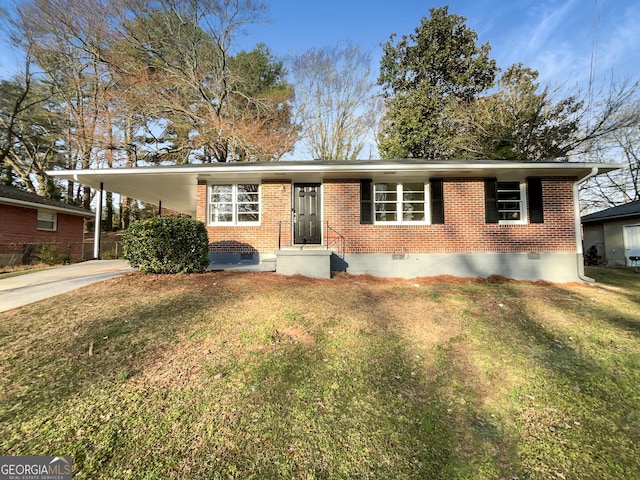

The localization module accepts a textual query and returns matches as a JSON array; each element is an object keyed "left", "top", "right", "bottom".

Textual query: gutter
[{"left": 574, "top": 167, "right": 599, "bottom": 282}]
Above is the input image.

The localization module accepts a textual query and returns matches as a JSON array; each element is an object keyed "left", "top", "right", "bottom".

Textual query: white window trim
[
  {"left": 37, "top": 209, "right": 57, "bottom": 231},
  {"left": 373, "top": 181, "right": 431, "bottom": 225},
  {"left": 208, "top": 184, "right": 261, "bottom": 226},
  {"left": 498, "top": 181, "right": 527, "bottom": 225}
]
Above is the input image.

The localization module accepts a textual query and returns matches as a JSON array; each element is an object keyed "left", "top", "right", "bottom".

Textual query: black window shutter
[
  {"left": 484, "top": 178, "right": 499, "bottom": 224},
  {"left": 360, "top": 179, "right": 373, "bottom": 224},
  {"left": 527, "top": 177, "right": 544, "bottom": 223},
  {"left": 430, "top": 178, "right": 445, "bottom": 224}
]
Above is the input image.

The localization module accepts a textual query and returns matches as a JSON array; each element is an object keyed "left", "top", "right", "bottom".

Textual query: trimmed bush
[{"left": 122, "top": 217, "right": 210, "bottom": 274}]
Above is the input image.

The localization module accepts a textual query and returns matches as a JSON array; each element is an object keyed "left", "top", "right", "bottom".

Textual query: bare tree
[
  {"left": 580, "top": 118, "right": 640, "bottom": 212},
  {"left": 289, "top": 43, "right": 378, "bottom": 160},
  {"left": 10, "top": 0, "right": 116, "bottom": 207},
  {"left": 0, "top": 47, "right": 66, "bottom": 196},
  {"left": 108, "top": 0, "right": 294, "bottom": 162},
  {"left": 448, "top": 65, "right": 640, "bottom": 162},
  {"left": 569, "top": 79, "right": 640, "bottom": 160},
  {"left": 4, "top": 0, "right": 297, "bottom": 226}
]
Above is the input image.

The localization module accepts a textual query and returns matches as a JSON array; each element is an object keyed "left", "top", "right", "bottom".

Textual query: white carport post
[{"left": 93, "top": 182, "right": 103, "bottom": 259}]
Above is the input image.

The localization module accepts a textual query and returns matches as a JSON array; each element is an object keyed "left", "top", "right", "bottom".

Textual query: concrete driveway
[{"left": 0, "top": 260, "right": 134, "bottom": 313}]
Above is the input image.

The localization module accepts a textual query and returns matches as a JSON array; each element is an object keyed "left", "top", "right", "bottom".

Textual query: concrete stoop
[{"left": 275, "top": 249, "right": 332, "bottom": 279}]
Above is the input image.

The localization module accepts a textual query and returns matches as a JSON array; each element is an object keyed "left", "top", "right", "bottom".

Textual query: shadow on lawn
[
  {"left": 462, "top": 278, "right": 640, "bottom": 478},
  {"left": 0, "top": 279, "right": 238, "bottom": 437},
  {"left": 490, "top": 281, "right": 637, "bottom": 395},
  {"left": 178, "top": 280, "right": 522, "bottom": 479},
  {"left": 585, "top": 267, "right": 640, "bottom": 320},
  {"left": 6, "top": 271, "right": 638, "bottom": 478},
  {"left": 197, "top": 294, "right": 452, "bottom": 477},
  {"left": 587, "top": 268, "right": 640, "bottom": 338}
]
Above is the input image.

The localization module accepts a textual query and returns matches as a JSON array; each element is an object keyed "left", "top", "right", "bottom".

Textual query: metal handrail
[
  {"left": 325, "top": 222, "right": 346, "bottom": 259},
  {"left": 277, "top": 220, "right": 345, "bottom": 258}
]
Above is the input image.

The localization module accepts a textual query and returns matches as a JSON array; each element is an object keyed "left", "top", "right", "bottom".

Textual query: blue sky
[
  {"left": 0, "top": 0, "right": 636, "bottom": 160},
  {"left": 237, "top": 0, "right": 639, "bottom": 158},
  {"left": 238, "top": 0, "right": 639, "bottom": 90},
  {"left": 1, "top": 0, "right": 637, "bottom": 89}
]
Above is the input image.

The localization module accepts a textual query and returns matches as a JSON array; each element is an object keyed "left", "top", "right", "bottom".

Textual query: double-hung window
[
  {"left": 37, "top": 210, "right": 57, "bottom": 231},
  {"left": 374, "top": 182, "right": 428, "bottom": 224},
  {"left": 209, "top": 184, "right": 260, "bottom": 225},
  {"left": 497, "top": 182, "right": 526, "bottom": 223},
  {"left": 486, "top": 178, "right": 542, "bottom": 224}
]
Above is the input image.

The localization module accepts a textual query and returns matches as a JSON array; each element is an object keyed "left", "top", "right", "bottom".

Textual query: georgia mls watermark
[{"left": 0, "top": 456, "right": 72, "bottom": 480}]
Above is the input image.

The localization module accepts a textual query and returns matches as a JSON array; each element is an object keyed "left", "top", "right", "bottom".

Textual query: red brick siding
[
  {"left": 198, "top": 180, "right": 293, "bottom": 254},
  {"left": 0, "top": 203, "right": 86, "bottom": 258},
  {"left": 324, "top": 178, "right": 577, "bottom": 254},
  {"left": 199, "top": 177, "right": 577, "bottom": 255}
]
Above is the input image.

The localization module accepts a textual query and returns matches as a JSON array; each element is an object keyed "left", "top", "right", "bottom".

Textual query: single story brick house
[
  {"left": 49, "top": 159, "right": 618, "bottom": 282},
  {"left": 581, "top": 200, "right": 640, "bottom": 267},
  {"left": 0, "top": 184, "right": 93, "bottom": 266}
]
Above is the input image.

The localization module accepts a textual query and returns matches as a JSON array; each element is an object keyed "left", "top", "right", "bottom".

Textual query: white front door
[{"left": 623, "top": 224, "right": 640, "bottom": 266}]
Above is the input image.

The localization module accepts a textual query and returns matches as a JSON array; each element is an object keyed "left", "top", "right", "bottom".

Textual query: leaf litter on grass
[{"left": 1, "top": 268, "right": 639, "bottom": 479}]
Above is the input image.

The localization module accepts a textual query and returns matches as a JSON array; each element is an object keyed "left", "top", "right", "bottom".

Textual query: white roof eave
[{"left": 47, "top": 161, "right": 622, "bottom": 217}]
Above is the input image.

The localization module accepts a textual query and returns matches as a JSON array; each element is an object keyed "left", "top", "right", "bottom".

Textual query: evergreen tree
[{"left": 377, "top": 6, "right": 496, "bottom": 159}]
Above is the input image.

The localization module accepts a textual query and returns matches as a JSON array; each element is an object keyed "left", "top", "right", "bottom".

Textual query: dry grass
[
  {"left": 0, "top": 263, "right": 54, "bottom": 279},
  {"left": 1, "top": 267, "right": 639, "bottom": 479}
]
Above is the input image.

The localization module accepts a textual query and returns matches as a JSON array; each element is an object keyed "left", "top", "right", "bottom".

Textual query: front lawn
[{"left": 1, "top": 267, "right": 639, "bottom": 479}]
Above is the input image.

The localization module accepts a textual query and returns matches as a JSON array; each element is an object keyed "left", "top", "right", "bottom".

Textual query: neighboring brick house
[
  {"left": 50, "top": 159, "right": 619, "bottom": 282},
  {"left": 0, "top": 184, "right": 93, "bottom": 266}
]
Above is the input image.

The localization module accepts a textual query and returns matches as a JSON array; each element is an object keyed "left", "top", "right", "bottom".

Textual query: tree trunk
[{"left": 121, "top": 196, "right": 131, "bottom": 230}]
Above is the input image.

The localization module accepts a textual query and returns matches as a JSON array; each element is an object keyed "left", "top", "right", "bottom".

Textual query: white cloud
[
  {"left": 525, "top": 0, "right": 581, "bottom": 53},
  {"left": 593, "top": 2, "right": 640, "bottom": 80},
  {"left": 484, "top": 0, "right": 639, "bottom": 90}
]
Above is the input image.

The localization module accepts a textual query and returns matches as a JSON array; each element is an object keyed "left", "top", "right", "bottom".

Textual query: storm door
[
  {"left": 624, "top": 224, "right": 640, "bottom": 266},
  {"left": 293, "top": 183, "right": 322, "bottom": 245}
]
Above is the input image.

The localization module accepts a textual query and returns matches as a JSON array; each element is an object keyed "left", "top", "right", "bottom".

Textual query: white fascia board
[{"left": 47, "top": 161, "right": 622, "bottom": 180}]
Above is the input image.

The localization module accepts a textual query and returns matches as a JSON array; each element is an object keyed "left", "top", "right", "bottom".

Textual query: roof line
[
  {"left": 0, "top": 197, "right": 94, "bottom": 217},
  {"left": 47, "top": 160, "right": 622, "bottom": 177}
]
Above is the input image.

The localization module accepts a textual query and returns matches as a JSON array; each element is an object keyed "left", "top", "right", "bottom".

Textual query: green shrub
[
  {"left": 35, "top": 242, "right": 60, "bottom": 265},
  {"left": 122, "top": 217, "right": 210, "bottom": 274}
]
